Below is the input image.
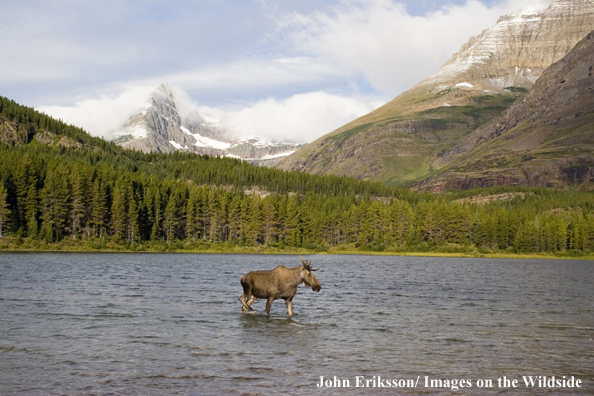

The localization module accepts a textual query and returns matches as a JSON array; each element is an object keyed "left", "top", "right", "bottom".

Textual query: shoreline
[{"left": 1, "top": 242, "right": 593, "bottom": 261}]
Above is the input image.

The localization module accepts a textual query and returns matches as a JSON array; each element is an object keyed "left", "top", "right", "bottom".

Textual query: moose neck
[{"left": 289, "top": 266, "right": 307, "bottom": 287}]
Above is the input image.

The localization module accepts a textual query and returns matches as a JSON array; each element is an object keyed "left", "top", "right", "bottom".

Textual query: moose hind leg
[
  {"left": 246, "top": 295, "right": 256, "bottom": 311},
  {"left": 239, "top": 294, "right": 253, "bottom": 313}
]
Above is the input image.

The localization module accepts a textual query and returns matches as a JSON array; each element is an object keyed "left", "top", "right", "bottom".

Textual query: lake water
[{"left": 1, "top": 253, "right": 593, "bottom": 395}]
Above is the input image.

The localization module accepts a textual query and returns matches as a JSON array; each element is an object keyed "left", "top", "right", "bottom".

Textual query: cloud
[
  {"left": 278, "top": 0, "right": 538, "bottom": 96},
  {"left": 219, "top": 92, "right": 383, "bottom": 142},
  {"left": 39, "top": 86, "right": 155, "bottom": 138},
  {"left": 39, "top": 84, "right": 381, "bottom": 144}
]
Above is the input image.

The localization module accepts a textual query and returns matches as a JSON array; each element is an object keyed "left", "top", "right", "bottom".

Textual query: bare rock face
[
  {"left": 423, "top": 0, "right": 594, "bottom": 91},
  {"left": 276, "top": 0, "right": 594, "bottom": 184},
  {"left": 113, "top": 84, "right": 303, "bottom": 166},
  {"left": 414, "top": 29, "right": 594, "bottom": 192}
]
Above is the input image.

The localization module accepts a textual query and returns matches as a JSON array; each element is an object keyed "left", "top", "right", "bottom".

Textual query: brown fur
[{"left": 238, "top": 257, "right": 321, "bottom": 316}]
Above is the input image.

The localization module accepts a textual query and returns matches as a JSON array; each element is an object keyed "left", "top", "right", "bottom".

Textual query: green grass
[
  {"left": 375, "top": 153, "right": 433, "bottom": 185},
  {"left": 328, "top": 123, "right": 373, "bottom": 146}
]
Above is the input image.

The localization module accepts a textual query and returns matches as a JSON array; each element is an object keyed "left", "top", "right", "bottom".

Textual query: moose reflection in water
[{"left": 239, "top": 256, "right": 321, "bottom": 316}]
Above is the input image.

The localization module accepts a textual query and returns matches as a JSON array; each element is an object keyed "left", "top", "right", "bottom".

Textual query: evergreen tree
[
  {"left": 262, "top": 196, "right": 278, "bottom": 245},
  {"left": 39, "top": 165, "right": 69, "bottom": 242},
  {"left": 127, "top": 186, "right": 140, "bottom": 244},
  {"left": 91, "top": 177, "right": 108, "bottom": 238},
  {"left": 25, "top": 182, "right": 39, "bottom": 238},
  {"left": 0, "top": 184, "right": 10, "bottom": 238},
  {"left": 111, "top": 178, "right": 128, "bottom": 242}
]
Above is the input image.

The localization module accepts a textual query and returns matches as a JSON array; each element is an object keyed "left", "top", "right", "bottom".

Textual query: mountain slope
[
  {"left": 414, "top": 29, "right": 594, "bottom": 192},
  {"left": 276, "top": 0, "right": 594, "bottom": 184},
  {"left": 114, "top": 84, "right": 303, "bottom": 165}
]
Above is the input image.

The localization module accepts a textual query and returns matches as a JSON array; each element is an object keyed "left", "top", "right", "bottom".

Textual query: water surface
[{"left": 1, "top": 253, "right": 593, "bottom": 395}]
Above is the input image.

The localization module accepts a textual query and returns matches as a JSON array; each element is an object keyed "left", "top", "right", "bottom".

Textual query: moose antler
[{"left": 299, "top": 255, "right": 319, "bottom": 271}]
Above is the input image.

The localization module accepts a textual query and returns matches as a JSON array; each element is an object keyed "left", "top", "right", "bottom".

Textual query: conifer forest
[{"left": 1, "top": 96, "right": 593, "bottom": 255}]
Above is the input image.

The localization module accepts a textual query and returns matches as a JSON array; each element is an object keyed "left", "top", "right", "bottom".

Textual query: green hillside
[{"left": 275, "top": 82, "right": 526, "bottom": 186}]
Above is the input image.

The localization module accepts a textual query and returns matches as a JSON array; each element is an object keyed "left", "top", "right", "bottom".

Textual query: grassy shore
[{"left": 1, "top": 237, "right": 593, "bottom": 260}]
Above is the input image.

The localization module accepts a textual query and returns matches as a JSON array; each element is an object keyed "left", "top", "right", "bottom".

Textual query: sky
[{"left": 1, "top": 0, "right": 537, "bottom": 143}]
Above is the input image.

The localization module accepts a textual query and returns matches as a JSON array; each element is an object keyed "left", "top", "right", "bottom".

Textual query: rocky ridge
[
  {"left": 275, "top": 0, "right": 594, "bottom": 185},
  {"left": 413, "top": 29, "right": 594, "bottom": 192},
  {"left": 113, "top": 84, "right": 303, "bottom": 166}
]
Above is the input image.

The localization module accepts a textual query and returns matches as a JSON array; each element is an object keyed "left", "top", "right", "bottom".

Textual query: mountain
[
  {"left": 113, "top": 84, "right": 303, "bottom": 166},
  {"left": 414, "top": 29, "right": 594, "bottom": 192},
  {"left": 275, "top": 0, "right": 594, "bottom": 185}
]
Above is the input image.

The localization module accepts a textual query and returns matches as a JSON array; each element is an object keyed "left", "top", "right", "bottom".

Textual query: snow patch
[
  {"left": 261, "top": 150, "right": 297, "bottom": 160},
  {"left": 128, "top": 123, "right": 149, "bottom": 138},
  {"left": 455, "top": 82, "right": 474, "bottom": 88},
  {"left": 443, "top": 103, "right": 451, "bottom": 107},
  {"left": 169, "top": 140, "right": 184, "bottom": 149},
  {"left": 193, "top": 133, "right": 231, "bottom": 150}
]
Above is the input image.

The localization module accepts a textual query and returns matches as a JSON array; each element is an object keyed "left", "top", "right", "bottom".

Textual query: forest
[{"left": 1, "top": 95, "right": 593, "bottom": 255}]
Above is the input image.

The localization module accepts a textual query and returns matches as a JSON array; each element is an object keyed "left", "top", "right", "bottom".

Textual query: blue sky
[{"left": 1, "top": 0, "right": 535, "bottom": 142}]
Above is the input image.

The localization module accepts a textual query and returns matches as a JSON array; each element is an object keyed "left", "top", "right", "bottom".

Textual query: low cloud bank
[{"left": 41, "top": 85, "right": 382, "bottom": 143}]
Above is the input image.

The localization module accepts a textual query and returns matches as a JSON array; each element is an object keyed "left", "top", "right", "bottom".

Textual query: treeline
[{"left": 1, "top": 95, "right": 594, "bottom": 254}]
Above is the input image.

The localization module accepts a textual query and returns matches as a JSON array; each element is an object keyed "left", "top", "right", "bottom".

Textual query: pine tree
[
  {"left": 186, "top": 185, "right": 200, "bottom": 240},
  {"left": 284, "top": 195, "right": 301, "bottom": 247},
  {"left": 226, "top": 195, "right": 241, "bottom": 243},
  {"left": 69, "top": 165, "right": 89, "bottom": 239},
  {"left": 111, "top": 178, "right": 128, "bottom": 242},
  {"left": 127, "top": 189, "right": 140, "bottom": 244},
  {"left": 39, "top": 165, "right": 69, "bottom": 242},
  {"left": 245, "top": 196, "right": 263, "bottom": 245},
  {"left": 91, "top": 178, "right": 108, "bottom": 238},
  {"left": 163, "top": 187, "right": 182, "bottom": 244},
  {"left": 0, "top": 185, "right": 10, "bottom": 238},
  {"left": 25, "top": 182, "right": 39, "bottom": 238},
  {"left": 262, "top": 196, "right": 278, "bottom": 245}
]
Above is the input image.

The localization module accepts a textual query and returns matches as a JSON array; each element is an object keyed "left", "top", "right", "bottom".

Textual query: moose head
[{"left": 300, "top": 255, "right": 321, "bottom": 292}]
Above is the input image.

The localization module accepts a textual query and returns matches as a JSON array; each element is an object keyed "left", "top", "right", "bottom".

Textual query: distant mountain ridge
[
  {"left": 113, "top": 84, "right": 303, "bottom": 166},
  {"left": 275, "top": 0, "right": 594, "bottom": 187}
]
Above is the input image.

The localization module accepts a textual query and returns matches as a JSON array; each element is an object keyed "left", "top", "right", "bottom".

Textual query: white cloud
[
  {"left": 157, "top": 56, "right": 352, "bottom": 97},
  {"left": 40, "top": 84, "right": 381, "bottom": 144},
  {"left": 39, "top": 86, "right": 155, "bottom": 138},
  {"left": 220, "top": 92, "right": 384, "bottom": 142}
]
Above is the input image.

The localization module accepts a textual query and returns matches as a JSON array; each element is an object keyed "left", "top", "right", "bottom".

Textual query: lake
[{"left": 1, "top": 253, "right": 593, "bottom": 395}]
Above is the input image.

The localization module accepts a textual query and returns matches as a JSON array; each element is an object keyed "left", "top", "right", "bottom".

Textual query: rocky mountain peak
[{"left": 112, "top": 84, "right": 303, "bottom": 165}]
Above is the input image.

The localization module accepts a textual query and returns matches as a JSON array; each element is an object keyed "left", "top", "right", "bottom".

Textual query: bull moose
[{"left": 239, "top": 256, "right": 321, "bottom": 316}]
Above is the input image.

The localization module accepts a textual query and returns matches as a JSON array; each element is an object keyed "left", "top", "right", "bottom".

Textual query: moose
[{"left": 239, "top": 256, "right": 321, "bottom": 316}]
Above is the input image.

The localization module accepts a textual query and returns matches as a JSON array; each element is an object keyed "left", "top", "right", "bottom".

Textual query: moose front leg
[
  {"left": 285, "top": 297, "right": 293, "bottom": 316},
  {"left": 265, "top": 297, "right": 275, "bottom": 316}
]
